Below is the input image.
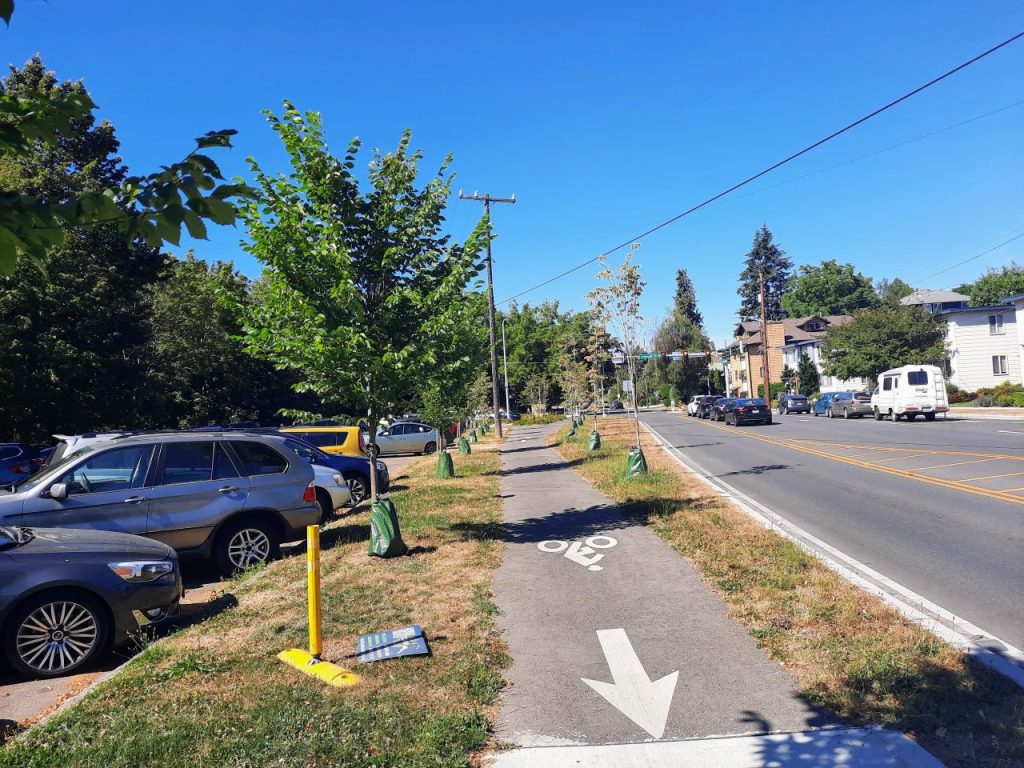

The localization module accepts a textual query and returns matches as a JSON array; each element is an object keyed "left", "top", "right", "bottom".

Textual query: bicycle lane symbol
[{"left": 536, "top": 535, "right": 618, "bottom": 571}]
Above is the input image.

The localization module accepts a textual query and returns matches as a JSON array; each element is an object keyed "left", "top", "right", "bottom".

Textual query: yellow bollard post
[
  {"left": 277, "top": 524, "right": 359, "bottom": 687},
  {"left": 307, "top": 524, "right": 322, "bottom": 658}
]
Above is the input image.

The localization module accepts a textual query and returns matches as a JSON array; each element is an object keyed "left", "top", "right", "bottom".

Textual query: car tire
[
  {"left": 343, "top": 473, "right": 368, "bottom": 505},
  {"left": 889, "top": 410, "right": 899, "bottom": 422},
  {"left": 925, "top": 413, "right": 936, "bottom": 422},
  {"left": 873, "top": 408, "right": 882, "bottom": 421},
  {"left": 215, "top": 518, "right": 280, "bottom": 576},
  {"left": 4, "top": 590, "right": 109, "bottom": 679},
  {"left": 315, "top": 488, "right": 334, "bottom": 524},
  {"left": 423, "top": 441, "right": 437, "bottom": 454},
  {"left": 843, "top": 408, "right": 850, "bottom": 419}
]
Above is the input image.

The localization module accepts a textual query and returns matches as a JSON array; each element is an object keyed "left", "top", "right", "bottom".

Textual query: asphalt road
[{"left": 641, "top": 411, "right": 1024, "bottom": 648}]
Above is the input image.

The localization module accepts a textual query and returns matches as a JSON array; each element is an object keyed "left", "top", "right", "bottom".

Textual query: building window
[
  {"left": 805, "top": 322, "right": 823, "bottom": 331},
  {"left": 992, "top": 355, "right": 1008, "bottom": 376},
  {"left": 989, "top": 314, "right": 1005, "bottom": 335}
]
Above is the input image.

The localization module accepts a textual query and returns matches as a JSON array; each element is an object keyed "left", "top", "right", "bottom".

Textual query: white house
[
  {"left": 939, "top": 304, "right": 1022, "bottom": 391},
  {"left": 900, "top": 288, "right": 970, "bottom": 313}
]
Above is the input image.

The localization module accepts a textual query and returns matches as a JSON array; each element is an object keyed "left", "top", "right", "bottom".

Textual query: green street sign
[{"left": 638, "top": 353, "right": 660, "bottom": 359}]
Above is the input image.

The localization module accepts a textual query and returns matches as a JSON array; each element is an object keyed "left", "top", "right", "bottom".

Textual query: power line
[
  {"left": 499, "top": 31, "right": 1024, "bottom": 306},
  {"left": 912, "top": 230, "right": 1024, "bottom": 286}
]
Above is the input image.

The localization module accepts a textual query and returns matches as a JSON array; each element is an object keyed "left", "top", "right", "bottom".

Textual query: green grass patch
[
  {"left": 552, "top": 417, "right": 1024, "bottom": 768},
  {"left": 2, "top": 451, "right": 508, "bottom": 768}
]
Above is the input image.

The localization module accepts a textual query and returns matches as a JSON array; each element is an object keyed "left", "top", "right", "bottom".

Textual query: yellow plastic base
[{"left": 278, "top": 648, "right": 360, "bottom": 687}]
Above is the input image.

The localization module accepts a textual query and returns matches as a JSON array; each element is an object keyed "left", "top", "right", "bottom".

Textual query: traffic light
[{"left": 683, "top": 350, "right": 689, "bottom": 363}]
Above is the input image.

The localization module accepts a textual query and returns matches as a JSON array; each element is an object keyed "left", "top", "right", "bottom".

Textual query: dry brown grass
[{"left": 554, "top": 416, "right": 1024, "bottom": 768}]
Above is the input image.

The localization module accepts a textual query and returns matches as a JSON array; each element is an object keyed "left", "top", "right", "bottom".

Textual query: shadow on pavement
[{"left": 720, "top": 464, "right": 795, "bottom": 477}]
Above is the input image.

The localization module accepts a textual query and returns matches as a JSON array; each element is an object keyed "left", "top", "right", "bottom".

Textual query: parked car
[
  {"left": 686, "top": 395, "right": 702, "bottom": 416},
  {"left": 871, "top": 365, "right": 949, "bottom": 422},
  {"left": 812, "top": 392, "right": 841, "bottom": 417},
  {"left": 0, "top": 432, "right": 318, "bottom": 575},
  {"left": 0, "top": 525, "right": 181, "bottom": 678},
  {"left": 278, "top": 436, "right": 388, "bottom": 505},
  {"left": 827, "top": 391, "right": 873, "bottom": 419},
  {"left": 370, "top": 422, "right": 439, "bottom": 457},
  {"left": 722, "top": 398, "right": 772, "bottom": 426},
  {"left": 610, "top": 400, "right": 625, "bottom": 411},
  {"left": 777, "top": 393, "right": 810, "bottom": 415},
  {"left": 0, "top": 443, "right": 44, "bottom": 486},
  {"left": 709, "top": 397, "right": 736, "bottom": 422},
  {"left": 278, "top": 426, "right": 367, "bottom": 457},
  {"left": 697, "top": 395, "right": 724, "bottom": 419}
]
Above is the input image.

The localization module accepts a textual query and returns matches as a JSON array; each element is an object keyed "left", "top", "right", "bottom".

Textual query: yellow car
[{"left": 279, "top": 426, "right": 366, "bottom": 457}]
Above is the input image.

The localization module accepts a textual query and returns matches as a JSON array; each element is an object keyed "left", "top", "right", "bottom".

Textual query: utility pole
[
  {"left": 758, "top": 268, "right": 771, "bottom": 404},
  {"left": 460, "top": 190, "right": 516, "bottom": 438},
  {"left": 501, "top": 317, "right": 511, "bottom": 418}
]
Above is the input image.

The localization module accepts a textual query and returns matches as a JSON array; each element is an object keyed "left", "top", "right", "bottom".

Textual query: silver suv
[{"left": 0, "top": 433, "right": 318, "bottom": 575}]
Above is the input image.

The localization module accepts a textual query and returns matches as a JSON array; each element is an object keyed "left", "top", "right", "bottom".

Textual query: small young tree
[
  {"left": 237, "top": 103, "right": 488, "bottom": 503},
  {"left": 796, "top": 354, "right": 820, "bottom": 394},
  {"left": 587, "top": 245, "right": 647, "bottom": 449}
]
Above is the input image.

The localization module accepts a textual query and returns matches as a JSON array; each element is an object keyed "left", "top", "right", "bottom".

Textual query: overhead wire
[
  {"left": 498, "top": 31, "right": 1024, "bottom": 305},
  {"left": 911, "top": 230, "right": 1024, "bottom": 286}
]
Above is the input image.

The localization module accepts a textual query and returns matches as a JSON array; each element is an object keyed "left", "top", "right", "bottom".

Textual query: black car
[
  {"left": 0, "top": 526, "right": 181, "bottom": 678},
  {"left": 697, "top": 395, "right": 725, "bottom": 419},
  {"left": 778, "top": 393, "right": 810, "bottom": 415},
  {"left": 709, "top": 397, "right": 736, "bottom": 422},
  {"left": 723, "top": 397, "right": 772, "bottom": 426},
  {"left": 610, "top": 401, "right": 625, "bottom": 411}
]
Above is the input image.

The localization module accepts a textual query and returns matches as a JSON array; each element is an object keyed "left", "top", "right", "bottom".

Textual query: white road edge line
[
  {"left": 641, "top": 420, "right": 1024, "bottom": 690},
  {"left": 997, "top": 430, "right": 1024, "bottom": 435}
]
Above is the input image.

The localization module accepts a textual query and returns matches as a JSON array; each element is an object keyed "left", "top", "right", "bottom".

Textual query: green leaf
[
  {"left": 182, "top": 210, "right": 209, "bottom": 240},
  {"left": 203, "top": 197, "right": 237, "bottom": 226},
  {"left": 194, "top": 130, "right": 237, "bottom": 149},
  {"left": 0, "top": 2, "right": 12, "bottom": 25}
]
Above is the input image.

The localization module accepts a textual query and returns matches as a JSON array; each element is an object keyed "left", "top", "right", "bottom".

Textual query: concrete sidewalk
[{"left": 489, "top": 423, "right": 942, "bottom": 766}]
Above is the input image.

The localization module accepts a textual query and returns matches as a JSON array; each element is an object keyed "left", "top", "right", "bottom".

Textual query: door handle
[
  {"left": 123, "top": 496, "right": 146, "bottom": 504},
  {"left": 218, "top": 486, "right": 240, "bottom": 494}
]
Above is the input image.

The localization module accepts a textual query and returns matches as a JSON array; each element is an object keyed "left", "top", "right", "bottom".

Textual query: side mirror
[{"left": 49, "top": 482, "right": 69, "bottom": 500}]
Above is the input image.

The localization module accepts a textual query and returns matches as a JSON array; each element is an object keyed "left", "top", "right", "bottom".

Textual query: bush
[
  {"left": 757, "top": 382, "right": 786, "bottom": 403},
  {"left": 1013, "top": 392, "right": 1024, "bottom": 408},
  {"left": 946, "top": 383, "right": 971, "bottom": 404},
  {"left": 996, "top": 393, "right": 1016, "bottom": 407},
  {"left": 973, "top": 395, "right": 996, "bottom": 407}
]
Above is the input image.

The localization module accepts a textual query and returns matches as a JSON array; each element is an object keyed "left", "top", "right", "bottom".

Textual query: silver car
[
  {"left": 827, "top": 391, "right": 873, "bottom": 419},
  {"left": 370, "top": 422, "right": 439, "bottom": 457},
  {"left": 0, "top": 432, "right": 319, "bottom": 575}
]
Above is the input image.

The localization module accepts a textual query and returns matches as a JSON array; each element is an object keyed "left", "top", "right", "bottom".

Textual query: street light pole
[{"left": 501, "top": 317, "right": 511, "bottom": 418}]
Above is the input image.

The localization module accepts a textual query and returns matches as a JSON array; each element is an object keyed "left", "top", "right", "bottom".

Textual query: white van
[{"left": 870, "top": 364, "right": 949, "bottom": 422}]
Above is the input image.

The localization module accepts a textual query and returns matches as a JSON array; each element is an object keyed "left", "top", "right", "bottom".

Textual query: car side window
[
  {"left": 303, "top": 432, "right": 336, "bottom": 448},
  {"left": 283, "top": 439, "right": 315, "bottom": 461},
  {"left": 61, "top": 445, "right": 153, "bottom": 494},
  {"left": 882, "top": 377, "right": 893, "bottom": 391},
  {"left": 231, "top": 441, "right": 288, "bottom": 476},
  {"left": 160, "top": 442, "right": 215, "bottom": 485},
  {"left": 336, "top": 431, "right": 349, "bottom": 446},
  {"left": 213, "top": 444, "right": 240, "bottom": 480},
  {"left": 391, "top": 424, "right": 408, "bottom": 436},
  {"left": 416, "top": 425, "right": 429, "bottom": 433}
]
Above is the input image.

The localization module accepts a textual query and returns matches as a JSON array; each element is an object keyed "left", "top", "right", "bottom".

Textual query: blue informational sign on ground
[{"left": 356, "top": 624, "right": 429, "bottom": 663}]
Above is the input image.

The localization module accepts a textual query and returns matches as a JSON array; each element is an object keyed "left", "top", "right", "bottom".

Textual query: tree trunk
[{"left": 366, "top": 400, "right": 379, "bottom": 501}]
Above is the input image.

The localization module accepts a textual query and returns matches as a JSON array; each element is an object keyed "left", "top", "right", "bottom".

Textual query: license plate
[{"left": 751, "top": 409, "right": 760, "bottom": 414}]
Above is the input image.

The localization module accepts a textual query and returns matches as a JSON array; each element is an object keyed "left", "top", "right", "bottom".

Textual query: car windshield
[
  {"left": 11, "top": 445, "right": 96, "bottom": 492},
  {"left": 0, "top": 525, "right": 33, "bottom": 550},
  {"left": 737, "top": 398, "right": 766, "bottom": 406},
  {"left": 790, "top": 395, "right": 807, "bottom": 401}
]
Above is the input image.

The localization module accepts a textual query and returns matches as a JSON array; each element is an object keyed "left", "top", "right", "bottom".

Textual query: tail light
[
  {"left": 31, "top": 458, "right": 44, "bottom": 468},
  {"left": 358, "top": 431, "right": 366, "bottom": 453},
  {"left": 303, "top": 482, "right": 316, "bottom": 503}
]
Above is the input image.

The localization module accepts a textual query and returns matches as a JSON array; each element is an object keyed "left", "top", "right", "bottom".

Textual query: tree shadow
[
  {"left": 494, "top": 458, "right": 587, "bottom": 476},
  {"left": 320, "top": 523, "right": 372, "bottom": 549},
  {"left": 499, "top": 445, "right": 548, "bottom": 454}
]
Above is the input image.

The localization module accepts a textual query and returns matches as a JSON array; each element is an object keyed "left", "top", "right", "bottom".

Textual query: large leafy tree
[
  {"left": 672, "top": 267, "right": 703, "bottom": 327},
  {"left": 0, "top": 57, "right": 250, "bottom": 273},
  {"left": 149, "top": 252, "right": 297, "bottom": 428},
  {"left": 781, "top": 260, "right": 879, "bottom": 317},
  {"left": 820, "top": 306, "right": 946, "bottom": 383},
  {"left": 236, "top": 103, "right": 488, "bottom": 500},
  {"left": 738, "top": 224, "right": 792, "bottom": 321},
  {"left": 957, "top": 263, "right": 1024, "bottom": 306},
  {"left": 0, "top": 61, "right": 167, "bottom": 442},
  {"left": 874, "top": 276, "right": 914, "bottom": 307}
]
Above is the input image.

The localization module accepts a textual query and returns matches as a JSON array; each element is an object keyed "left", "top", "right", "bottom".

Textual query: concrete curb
[{"left": 640, "top": 420, "right": 1024, "bottom": 691}]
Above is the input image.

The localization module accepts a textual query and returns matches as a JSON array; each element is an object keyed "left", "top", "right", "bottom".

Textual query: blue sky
[{"left": 4, "top": 1, "right": 1023, "bottom": 344}]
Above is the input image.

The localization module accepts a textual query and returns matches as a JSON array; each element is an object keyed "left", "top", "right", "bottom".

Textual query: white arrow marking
[{"left": 581, "top": 628, "right": 678, "bottom": 739}]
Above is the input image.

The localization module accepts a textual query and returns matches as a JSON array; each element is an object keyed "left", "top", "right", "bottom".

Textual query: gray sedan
[{"left": 827, "top": 391, "right": 873, "bottom": 419}]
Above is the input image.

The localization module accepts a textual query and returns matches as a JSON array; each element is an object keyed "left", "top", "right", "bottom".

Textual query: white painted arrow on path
[{"left": 581, "top": 628, "right": 678, "bottom": 739}]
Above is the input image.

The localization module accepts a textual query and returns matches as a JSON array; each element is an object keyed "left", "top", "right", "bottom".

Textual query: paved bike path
[
  {"left": 492, "top": 423, "right": 824, "bottom": 745},
  {"left": 489, "top": 423, "right": 942, "bottom": 766}
]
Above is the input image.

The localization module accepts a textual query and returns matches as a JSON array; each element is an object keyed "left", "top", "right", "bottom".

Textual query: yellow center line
[
  {"left": 910, "top": 458, "right": 998, "bottom": 471},
  {"left": 779, "top": 437, "right": 1024, "bottom": 462},
  {"left": 685, "top": 418, "right": 1024, "bottom": 507},
  {"left": 962, "top": 471, "right": 1024, "bottom": 482}
]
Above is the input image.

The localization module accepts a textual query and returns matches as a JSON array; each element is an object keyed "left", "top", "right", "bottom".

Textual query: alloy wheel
[
  {"left": 227, "top": 528, "right": 271, "bottom": 569},
  {"left": 16, "top": 600, "right": 99, "bottom": 675}
]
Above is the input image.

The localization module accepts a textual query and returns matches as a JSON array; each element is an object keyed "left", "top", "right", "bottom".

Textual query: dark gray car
[
  {"left": 0, "top": 433, "right": 318, "bottom": 575},
  {"left": 0, "top": 526, "right": 181, "bottom": 678}
]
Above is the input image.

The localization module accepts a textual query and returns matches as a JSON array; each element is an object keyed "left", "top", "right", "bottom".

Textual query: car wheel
[
  {"left": 315, "top": 488, "right": 334, "bottom": 524},
  {"left": 889, "top": 410, "right": 898, "bottom": 422},
  {"left": 343, "top": 473, "right": 368, "bottom": 505},
  {"left": 4, "top": 590, "right": 109, "bottom": 678},
  {"left": 843, "top": 408, "right": 850, "bottom": 419},
  {"left": 873, "top": 408, "right": 882, "bottom": 421},
  {"left": 423, "top": 441, "right": 437, "bottom": 454},
  {"left": 905, "top": 414, "right": 917, "bottom": 421},
  {"left": 925, "top": 413, "right": 936, "bottom": 421},
  {"left": 215, "top": 519, "right": 280, "bottom": 576},
  {"left": 813, "top": 410, "right": 818, "bottom": 417}
]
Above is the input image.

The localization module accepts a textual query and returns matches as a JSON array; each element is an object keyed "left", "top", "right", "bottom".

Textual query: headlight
[
  {"left": 332, "top": 473, "right": 345, "bottom": 487},
  {"left": 108, "top": 561, "right": 175, "bottom": 582}
]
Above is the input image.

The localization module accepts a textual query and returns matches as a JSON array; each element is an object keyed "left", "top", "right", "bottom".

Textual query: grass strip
[
  {"left": 1, "top": 443, "right": 508, "bottom": 768},
  {"left": 553, "top": 416, "right": 1023, "bottom": 768}
]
